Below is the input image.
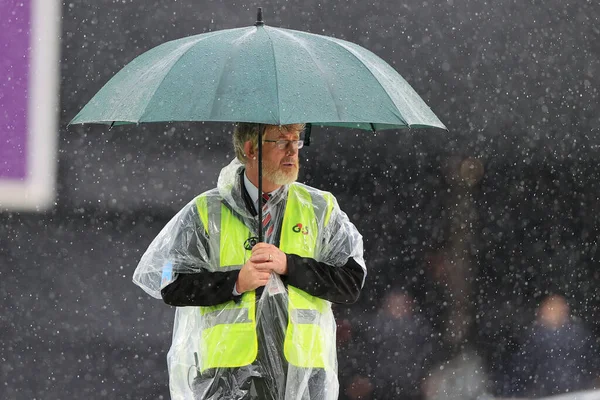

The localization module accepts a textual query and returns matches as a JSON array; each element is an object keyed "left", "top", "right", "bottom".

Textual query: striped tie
[{"left": 262, "top": 193, "right": 275, "bottom": 243}]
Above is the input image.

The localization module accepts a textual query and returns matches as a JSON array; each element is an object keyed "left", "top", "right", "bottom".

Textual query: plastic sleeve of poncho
[
  {"left": 133, "top": 159, "right": 250, "bottom": 299},
  {"left": 132, "top": 198, "right": 212, "bottom": 299},
  {"left": 313, "top": 193, "right": 366, "bottom": 283}
]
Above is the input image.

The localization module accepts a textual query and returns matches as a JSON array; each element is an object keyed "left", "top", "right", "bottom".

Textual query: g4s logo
[{"left": 292, "top": 223, "right": 309, "bottom": 235}]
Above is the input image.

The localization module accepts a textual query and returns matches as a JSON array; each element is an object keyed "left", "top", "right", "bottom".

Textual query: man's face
[{"left": 260, "top": 124, "right": 303, "bottom": 186}]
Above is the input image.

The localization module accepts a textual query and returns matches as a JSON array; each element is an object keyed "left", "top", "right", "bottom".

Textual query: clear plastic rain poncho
[{"left": 133, "top": 159, "right": 365, "bottom": 400}]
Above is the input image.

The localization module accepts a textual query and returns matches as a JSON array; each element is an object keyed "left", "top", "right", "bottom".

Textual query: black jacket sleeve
[
  {"left": 285, "top": 254, "right": 365, "bottom": 304},
  {"left": 163, "top": 254, "right": 364, "bottom": 306},
  {"left": 161, "top": 270, "right": 240, "bottom": 307}
]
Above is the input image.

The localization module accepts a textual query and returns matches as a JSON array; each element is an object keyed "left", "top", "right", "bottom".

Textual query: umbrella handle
[
  {"left": 304, "top": 123, "right": 312, "bottom": 146},
  {"left": 257, "top": 123, "right": 264, "bottom": 242}
]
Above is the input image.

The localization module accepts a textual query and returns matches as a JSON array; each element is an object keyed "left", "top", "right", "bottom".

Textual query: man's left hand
[{"left": 250, "top": 242, "right": 288, "bottom": 275}]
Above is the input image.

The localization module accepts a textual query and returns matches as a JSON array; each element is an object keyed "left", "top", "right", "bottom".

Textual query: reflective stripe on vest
[
  {"left": 195, "top": 195, "right": 257, "bottom": 370},
  {"left": 194, "top": 184, "right": 334, "bottom": 371},
  {"left": 197, "top": 291, "right": 257, "bottom": 370},
  {"left": 281, "top": 185, "right": 332, "bottom": 369}
]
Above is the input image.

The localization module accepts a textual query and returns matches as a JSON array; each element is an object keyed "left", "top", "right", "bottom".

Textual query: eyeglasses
[{"left": 263, "top": 139, "right": 304, "bottom": 150}]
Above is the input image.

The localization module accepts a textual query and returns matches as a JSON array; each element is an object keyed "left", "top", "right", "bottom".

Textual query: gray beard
[{"left": 264, "top": 166, "right": 299, "bottom": 186}]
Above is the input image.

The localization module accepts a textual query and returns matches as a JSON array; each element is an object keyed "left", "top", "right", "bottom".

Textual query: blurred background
[{"left": 1, "top": 0, "right": 600, "bottom": 399}]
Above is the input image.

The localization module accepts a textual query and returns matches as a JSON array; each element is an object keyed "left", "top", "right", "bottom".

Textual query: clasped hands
[{"left": 235, "top": 243, "right": 287, "bottom": 294}]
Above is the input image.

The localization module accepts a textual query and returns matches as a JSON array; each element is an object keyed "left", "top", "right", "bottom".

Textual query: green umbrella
[
  {"left": 70, "top": 10, "right": 445, "bottom": 131},
  {"left": 70, "top": 9, "right": 446, "bottom": 240}
]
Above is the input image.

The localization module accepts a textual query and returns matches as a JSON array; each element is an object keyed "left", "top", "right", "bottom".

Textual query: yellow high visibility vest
[{"left": 195, "top": 183, "right": 335, "bottom": 372}]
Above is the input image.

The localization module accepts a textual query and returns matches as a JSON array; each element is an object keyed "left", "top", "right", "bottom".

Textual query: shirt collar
[{"left": 243, "top": 172, "right": 282, "bottom": 211}]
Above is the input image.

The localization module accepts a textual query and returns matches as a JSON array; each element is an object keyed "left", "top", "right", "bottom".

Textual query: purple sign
[
  {"left": 0, "top": 0, "right": 60, "bottom": 211},
  {"left": 0, "top": 1, "right": 31, "bottom": 179}
]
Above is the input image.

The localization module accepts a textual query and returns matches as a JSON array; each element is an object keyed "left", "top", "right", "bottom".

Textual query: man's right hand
[{"left": 235, "top": 259, "right": 271, "bottom": 293}]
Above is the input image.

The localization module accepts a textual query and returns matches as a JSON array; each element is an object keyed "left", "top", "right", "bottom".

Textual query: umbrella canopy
[{"left": 70, "top": 16, "right": 446, "bottom": 131}]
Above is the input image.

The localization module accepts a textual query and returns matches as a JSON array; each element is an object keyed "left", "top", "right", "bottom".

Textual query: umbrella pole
[{"left": 257, "top": 124, "right": 264, "bottom": 242}]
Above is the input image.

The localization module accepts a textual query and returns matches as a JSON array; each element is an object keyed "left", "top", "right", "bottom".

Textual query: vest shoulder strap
[{"left": 291, "top": 184, "right": 336, "bottom": 227}]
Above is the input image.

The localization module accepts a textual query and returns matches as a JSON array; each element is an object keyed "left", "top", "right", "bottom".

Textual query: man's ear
[{"left": 244, "top": 141, "right": 255, "bottom": 159}]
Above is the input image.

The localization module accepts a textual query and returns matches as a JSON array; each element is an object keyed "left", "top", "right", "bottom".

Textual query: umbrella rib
[
  {"left": 262, "top": 28, "right": 281, "bottom": 123},
  {"left": 274, "top": 29, "right": 345, "bottom": 121},
  {"left": 317, "top": 35, "right": 415, "bottom": 126}
]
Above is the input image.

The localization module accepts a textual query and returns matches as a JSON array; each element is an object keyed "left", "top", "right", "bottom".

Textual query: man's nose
[{"left": 285, "top": 144, "right": 298, "bottom": 154}]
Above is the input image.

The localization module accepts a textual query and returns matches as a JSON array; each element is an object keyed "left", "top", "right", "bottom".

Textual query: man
[
  {"left": 511, "top": 294, "right": 599, "bottom": 397},
  {"left": 133, "top": 123, "right": 366, "bottom": 400}
]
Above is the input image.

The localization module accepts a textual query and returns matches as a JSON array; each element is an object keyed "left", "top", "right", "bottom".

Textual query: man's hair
[
  {"left": 233, "top": 123, "right": 305, "bottom": 163},
  {"left": 233, "top": 123, "right": 265, "bottom": 164}
]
